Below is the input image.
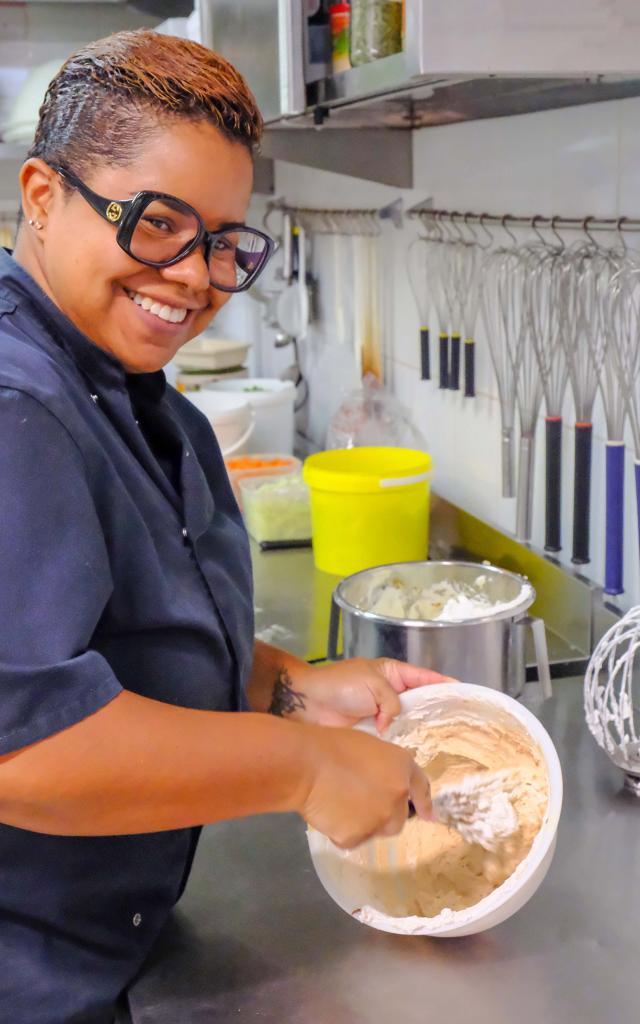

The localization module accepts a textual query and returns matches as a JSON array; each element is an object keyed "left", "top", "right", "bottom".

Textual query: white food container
[
  {"left": 307, "top": 682, "right": 562, "bottom": 938},
  {"left": 176, "top": 336, "right": 251, "bottom": 371},
  {"left": 205, "top": 378, "right": 296, "bottom": 454},
  {"left": 186, "top": 390, "right": 254, "bottom": 457}
]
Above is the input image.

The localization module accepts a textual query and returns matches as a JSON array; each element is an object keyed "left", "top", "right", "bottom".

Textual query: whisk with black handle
[
  {"left": 559, "top": 245, "right": 603, "bottom": 567},
  {"left": 407, "top": 234, "right": 432, "bottom": 381},
  {"left": 528, "top": 243, "right": 569, "bottom": 553}
]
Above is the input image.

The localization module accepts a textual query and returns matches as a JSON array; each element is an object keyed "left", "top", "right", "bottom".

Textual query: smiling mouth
[{"left": 124, "top": 288, "right": 190, "bottom": 324}]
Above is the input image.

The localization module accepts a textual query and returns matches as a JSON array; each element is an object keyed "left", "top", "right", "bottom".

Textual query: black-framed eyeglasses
[{"left": 51, "top": 164, "right": 275, "bottom": 293}]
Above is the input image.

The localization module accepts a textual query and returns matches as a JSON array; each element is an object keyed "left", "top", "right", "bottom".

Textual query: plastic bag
[{"left": 325, "top": 376, "right": 427, "bottom": 450}]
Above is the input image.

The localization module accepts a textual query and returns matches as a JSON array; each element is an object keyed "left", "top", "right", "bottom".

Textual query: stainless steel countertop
[
  {"left": 250, "top": 541, "right": 340, "bottom": 662},
  {"left": 126, "top": 546, "right": 639, "bottom": 1023},
  {"left": 249, "top": 538, "right": 599, "bottom": 670}
]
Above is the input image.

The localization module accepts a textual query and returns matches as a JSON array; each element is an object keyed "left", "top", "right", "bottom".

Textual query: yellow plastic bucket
[{"left": 303, "top": 447, "right": 432, "bottom": 576}]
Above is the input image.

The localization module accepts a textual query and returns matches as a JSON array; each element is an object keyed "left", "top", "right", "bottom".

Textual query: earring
[{"left": 28, "top": 219, "right": 43, "bottom": 231}]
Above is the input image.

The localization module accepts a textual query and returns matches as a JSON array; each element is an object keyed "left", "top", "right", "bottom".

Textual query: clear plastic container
[
  {"left": 224, "top": 453, "right": 301, "bottom": 508},
  {"left": 350, "top": 0, "right": 403, "bottom": 66},
  {"left": 240, "top": 474, "right": 312, "bottom": 544}
]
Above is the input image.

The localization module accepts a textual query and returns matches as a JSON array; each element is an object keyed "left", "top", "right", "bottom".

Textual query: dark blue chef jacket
[{"left": 0, "top": 248, "right": 255, "bottom": 1023}]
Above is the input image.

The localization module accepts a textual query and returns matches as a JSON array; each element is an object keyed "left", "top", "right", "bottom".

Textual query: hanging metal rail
[
  {"left": 407, "top": 203, "right": 640, "bottom": 236},
  {"left": 264, "top": 198, "right": 403, "bottom": 238}
]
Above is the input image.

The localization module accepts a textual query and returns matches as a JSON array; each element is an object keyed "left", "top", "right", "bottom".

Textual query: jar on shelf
[
  {"left": 329, "top": 4, "right": 351, "bottom": 73},
  {"left": 350, "top": 0, "right": 403, "bottom": 67}
]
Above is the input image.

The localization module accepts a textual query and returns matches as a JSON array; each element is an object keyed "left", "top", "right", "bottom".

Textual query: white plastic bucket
[
  {"left": 186, "top": 390, "right": 254, "bottom": 457},
  {"left": 307, "top": 682, "right": 562, "bottom": 938},
  {"left": 206, "top": 378, "right": 295, "bottom": 454}
]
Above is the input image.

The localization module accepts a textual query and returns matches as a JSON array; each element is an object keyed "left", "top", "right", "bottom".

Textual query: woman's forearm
[
  {"left": 246, "top": 639, "right": 313, "bottom": 716},
  {"left": 0, "top": 690, "right": 310, "bottom": 836}
]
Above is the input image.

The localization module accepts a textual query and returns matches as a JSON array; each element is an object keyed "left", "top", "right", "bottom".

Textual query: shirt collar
[
  {"left": 126, "top": 370, "right": 167, "bottom": 406},
  {"left": 0, "top": 248, "right": 166, "bottom": 401}
]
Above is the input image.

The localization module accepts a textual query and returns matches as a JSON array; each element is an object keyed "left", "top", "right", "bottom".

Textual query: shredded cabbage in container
[{"left": 240, "top": 474, "right": 311, "bottom": 543}]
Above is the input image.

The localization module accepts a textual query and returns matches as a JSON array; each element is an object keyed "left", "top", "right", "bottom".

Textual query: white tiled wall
[{"left": 249, "top": 96, "right": 640, "bottom": 607}]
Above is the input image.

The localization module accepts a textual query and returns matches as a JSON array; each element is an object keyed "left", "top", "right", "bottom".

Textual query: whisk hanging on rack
[
  {"left": 513, "top": 251, "right": 543, "bottom": 542},
  {"left": 559, "top": 244, "right": 603, "bottom": 566},
  {"left": 599, "top": 252, "right": 630, "bottom": 596},
  {"left": 429, "top": 226, "right": 453, "bottom": 390},
  {"left": 407, "top": 235, "right": 432, "bottom": 381},
  {"left": 414, "top": 213, "right": 450, "bottom": 388},
  {"left": 480, "top": 245, "right": 521, "bottom": 499},
  {"left": 610, "top": 261, "right": 640, "bottom": 567},
  {"left": 458, "top": 225, "right": 483, "bottom": 399},
  {"left": 527, "top": 236, "right": 569, "bottom": 552},
  {"left": 442, "top": 217, "right": 467, "bottom": 392},
  {"left": 581, "top": 245, "right": 628, "bottom": 595}
]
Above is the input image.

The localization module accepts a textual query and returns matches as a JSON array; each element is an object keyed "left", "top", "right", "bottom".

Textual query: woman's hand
[
  {"left": 246, "top": 643, "right": 445, "bottom": 846},
  {"left": 294, "top": 721, "right": 433, "bottom": 848},
  {"left": 271, "top": 657, "right": 452, "bottom": 734}
]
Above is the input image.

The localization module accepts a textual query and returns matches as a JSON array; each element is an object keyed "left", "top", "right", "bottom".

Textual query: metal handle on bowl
[
  {"left": 517, "top": 615, "right": 553, "bottom": 699},
  {"left": 328, "top": 594, "right": 343, "bottom": 661}
]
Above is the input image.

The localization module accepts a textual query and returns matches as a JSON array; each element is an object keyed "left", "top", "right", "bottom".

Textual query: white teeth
[{"left": 127, "top": 290, "right": 187, "bottom": 324}]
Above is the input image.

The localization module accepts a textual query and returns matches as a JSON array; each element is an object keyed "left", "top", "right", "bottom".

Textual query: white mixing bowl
[{"left": 307, "top": 682, "right": 562, "bottom": 937}]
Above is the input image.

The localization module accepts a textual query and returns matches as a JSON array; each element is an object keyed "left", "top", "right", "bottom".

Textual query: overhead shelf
[
  {"left": 260, "top": 71, "right": 640, "bottom": 189},
  {"left": 306, "top": 71, "right": 640, "bottom": 129}
]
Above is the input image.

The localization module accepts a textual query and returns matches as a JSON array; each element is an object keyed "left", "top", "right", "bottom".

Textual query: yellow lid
[{"left": 303, "top": 447, "right": 432, "bottom": 494}]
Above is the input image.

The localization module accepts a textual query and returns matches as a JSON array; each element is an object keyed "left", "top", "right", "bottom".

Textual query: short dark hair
[{"left": 28, "top": 29, "right": 263, "bottom": 180}]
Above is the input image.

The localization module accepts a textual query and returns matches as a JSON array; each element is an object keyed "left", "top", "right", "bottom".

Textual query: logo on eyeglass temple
[{"left": 106, "top": 202, "right": 123, "bottom": 223}]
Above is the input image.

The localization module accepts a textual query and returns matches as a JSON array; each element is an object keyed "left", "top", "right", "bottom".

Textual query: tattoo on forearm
[{"left": 268, "top": 668, "right": 306, "bottom": 717}]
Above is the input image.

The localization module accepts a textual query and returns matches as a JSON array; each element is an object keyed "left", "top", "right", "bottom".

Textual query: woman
[{"left": 0, "top": 30, "right": 441, "bottom": 1023}]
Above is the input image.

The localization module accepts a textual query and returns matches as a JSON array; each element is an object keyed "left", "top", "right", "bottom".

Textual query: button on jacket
[{"left": 0, "top": 249, "right": 254, "bottom": 1023}]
